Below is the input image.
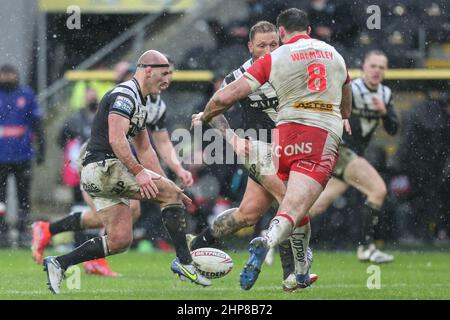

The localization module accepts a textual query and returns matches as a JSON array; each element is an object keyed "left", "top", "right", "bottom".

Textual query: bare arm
[
  {"left": 209, "top": 114, "right": 250, "bottom": 157},
  {"left": 340, "top": 82, "right": 352, "bottom": 119},
  {"left": 201, "top": 77, "right": 253, "bottom": 124},
  {"left": 209, "top": 114, "right": 236, "bottom": 144},
  {"left": 108, "top": 114, "right": 141, "bottom": 173},
  {"left": 132, "top": 129, "right": 166, "bottom": 177},
  {"left": 108, "top": 113, "right": 159, "bottom": 198},
  {"left": 152, "top": 130, "right": 182, "bottom": 176},
  {"left": 152, "top": 130, "right": 194, "bottom": 186}
]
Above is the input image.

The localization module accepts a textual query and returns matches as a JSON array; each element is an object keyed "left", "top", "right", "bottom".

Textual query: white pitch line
[{"left": 1, "top": 283, "right": 449, "bottom": 296}]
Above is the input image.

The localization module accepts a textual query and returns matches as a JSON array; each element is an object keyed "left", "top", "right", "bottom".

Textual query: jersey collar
[
  {"left": 286, "top": 34, "right": 311, "bottom": 44},
  {"left": 361, "top": 78, "right": 380, "bottom": 93},
  {"left": 132, "top": 77, "right": 147, "bottom": 104}
]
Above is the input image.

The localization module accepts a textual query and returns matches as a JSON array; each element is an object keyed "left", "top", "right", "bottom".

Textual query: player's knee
[
  {"left": 107, "top": 231, "right": 133, "bottom": 253},
  {"left": 309, "top": 202, "right": 327, "bottom": 217}
]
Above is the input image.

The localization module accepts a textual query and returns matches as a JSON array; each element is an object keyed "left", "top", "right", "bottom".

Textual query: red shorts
[{"left": 273, "top": 123, "right": 340, "bottom": 188}]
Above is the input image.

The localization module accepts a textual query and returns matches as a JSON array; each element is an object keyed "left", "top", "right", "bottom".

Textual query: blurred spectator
[
  {"left": 115, "top": 61, "right": 134, "bottom": 83},
  {"left": 397, "top": 92, "right": 450, "bottom": 242},
  {"left": 57, "top": 87, "right": 98, "bottom": 203},
  {"left": 69, "top": 61, "right": 132, "bottom": 111},
  {"left": 70, "top": 77, "right": 113, "bottom": 111},
  {"left": 0, "top": 64, "right": 45, "bottom": 247}
]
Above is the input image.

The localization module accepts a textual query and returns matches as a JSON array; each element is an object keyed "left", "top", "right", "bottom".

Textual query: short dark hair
[
  {"left": 0, "top": 64, "right": 18, "bottom": 75},
  {"left": 364, "top": 50, "right": 388, "bottom": 62},
  {"left": 249, "top": 21, "right": 277, "bottom": 41},
  {"left": 276, "top": 8, "right": 309, "bottom": 33}
]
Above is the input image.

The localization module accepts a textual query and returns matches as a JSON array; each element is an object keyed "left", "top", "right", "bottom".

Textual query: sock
[
  {"left": 359, "top": 202, "right": 381, "bottom": 246},
  {"left": 161, "top": 205, "right": 192, "bottom": 264},
  {"left": 190, "top": 227, "right": 217, "bottom": 251},
  {"left": 290, "top": 216, "right": 311, "bottom": 275},
  {"left": 56, "top": 235, "right": 108, "bottom": 270},
  {"left": 278, "top": 239, "right": 295, "bottom": 280},
  {"left": 0, "top": 204, "right": 8, "bottom": 235},
  {"left": 265, "top": 213, "right": 295, "bottom": 248},
  {"left": 49, "top": 211, "right": 83, "bottom": 235},
  {"left": 0, "top": 215, "right": 7, "bottom": 234}
]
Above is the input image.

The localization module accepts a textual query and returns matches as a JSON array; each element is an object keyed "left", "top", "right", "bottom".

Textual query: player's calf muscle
[{"left": 212, "top": 208, "right": 241, "bottom": 238}]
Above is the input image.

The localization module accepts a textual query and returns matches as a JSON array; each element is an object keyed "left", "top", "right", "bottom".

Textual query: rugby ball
[{"left": 191, "top": 248, "right": 233, "bottom": 279}]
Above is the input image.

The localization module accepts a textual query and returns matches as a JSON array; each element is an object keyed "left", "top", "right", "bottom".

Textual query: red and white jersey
[{"left": 244, "top": 34, "right": 350, "bottom": 138}]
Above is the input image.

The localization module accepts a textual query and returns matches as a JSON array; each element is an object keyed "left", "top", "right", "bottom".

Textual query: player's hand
[
  {"left": 191, "top": 112, "right": 204, "bottom": 129},
  {"left": 173, "top": 183, "right": 193, "bottom": 206},
  {"left": 343, "top": 119, "right": 352, "bottom": 135},
  {"left": 231, "top": 135, "right": 251, "bottom": 157},
  {"left": 372, "top": 97, "right": 387, "bottom": 115},
  {"left": 181, "top": 192, "right": 192, "bottom": 206},
  {"left": 176, "top": 167, "right": 194, "bottom": 187},
  {"left": 136, "top": 169, "right": 161, "bottom": 199}
]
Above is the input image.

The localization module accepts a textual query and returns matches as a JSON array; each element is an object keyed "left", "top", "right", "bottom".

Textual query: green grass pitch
[{"left": 0, "top": 249, "right": 448, "bottom": 300}]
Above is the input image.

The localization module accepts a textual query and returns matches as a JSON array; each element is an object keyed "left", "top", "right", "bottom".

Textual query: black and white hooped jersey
[
  {"left": 223, "top": 58, "right": 278, "bottom": 142},
  {"left": 84, "top": 78, "right": 148, "bottom": 164},
  {"left": 145, "top": 94, "right": 167, "bottom": 132},
  {"left": 343, "top": 77, "right": 399, "bottom": 155}
]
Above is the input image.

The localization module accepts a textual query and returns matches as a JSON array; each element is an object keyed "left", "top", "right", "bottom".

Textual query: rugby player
[
  {"left": 189, "top": 21, "right": 316, "bottom": 291},
  {"left": 308, "top": 50, "right": 398, "bottom": 263},
  {"left": 42, "top": 51, "right": 209, "bottom": 294},
  {"left": 32, "top": 58, "right": 194, "bottom": 276},
  {"left": 192, "top": 8, "right": 352, "bottom": 290}
]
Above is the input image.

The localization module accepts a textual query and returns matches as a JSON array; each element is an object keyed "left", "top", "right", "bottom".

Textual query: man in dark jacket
[{"left": 0, "top": 64, "right": 45, "bottom": 247}]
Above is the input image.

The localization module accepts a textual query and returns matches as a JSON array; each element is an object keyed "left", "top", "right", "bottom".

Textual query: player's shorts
[
  {"left": 243, "top": 140, "right": 277, "bottom": 184},
  {"left": 332, "top": 146, "right": 358, "bottom": 180},
  {"left": 76, "top": 141, "right": 89, "bottom": 175},
  {"left": 80, "top": 158, "right": 140, "bottom": 212},
  {"left": 273, "top": 123, "right": 340, "bottom": 188}
]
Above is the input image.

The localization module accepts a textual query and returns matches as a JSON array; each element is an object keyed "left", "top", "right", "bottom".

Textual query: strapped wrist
[{"left": 131, "top": 163, "right": 145, "bottom": 176}]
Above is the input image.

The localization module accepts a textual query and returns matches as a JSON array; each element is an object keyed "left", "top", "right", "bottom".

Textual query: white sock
[
  {"left": 290, "top": 220, "right": 311, "bottom": 275},
  {"left": 265, "top": 214, "right": 295, "bottom": 248}
]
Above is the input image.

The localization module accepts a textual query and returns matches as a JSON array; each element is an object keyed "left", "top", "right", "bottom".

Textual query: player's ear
[
  {"left": 145, "top": 66, "right": 153, "bottom": 78},
  {"left": 307, "top": 26, "right": 311, "bottom": 35},
  {"left": 248, "top": 41, "right": 253, "bottom": 54},
  {"left": 278, "top": 26, "right": 286, "bottom": 41}
]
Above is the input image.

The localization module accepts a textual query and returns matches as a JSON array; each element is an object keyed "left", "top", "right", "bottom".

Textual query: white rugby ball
[{"left": 191, "top": 248, "right": 233, "bottom": 279}]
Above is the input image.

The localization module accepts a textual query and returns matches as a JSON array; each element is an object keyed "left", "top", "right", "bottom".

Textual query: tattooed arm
[
  {"left": 209, "top": 114, "right": 250, "bottom": 157},
  {"left": 209, "top": 114, "right": 234, "bottom": 143},
  {"left": 211, "top": 208, "right": 242, "bottom": 238}
]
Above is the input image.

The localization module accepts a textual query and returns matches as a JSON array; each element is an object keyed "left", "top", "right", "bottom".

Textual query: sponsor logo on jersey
[
  {"left": 273, "top": 142, "right": 313, "bottom": 157},
  {"left": 293, "top": 100, "right": 333, "bottom": 112},
  {"left": 112, "top": 96, "right": 133, "bottom": 115}
]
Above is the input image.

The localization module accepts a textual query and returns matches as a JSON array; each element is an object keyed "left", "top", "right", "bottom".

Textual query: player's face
[
  {"left": 0, "top": 71, "right": 17, "bottom": 83},
  {"left": 159, "top": 63, "right": 174, "bottom": 91},
  {"left": 248, "top": 32, "right": 279, "bottom": 60},
  {"left": 147, "top": 66, "right": 171, "bottom": 95},
  {"left": 362, "top": 54, "right": 388, "bottom": 86}
]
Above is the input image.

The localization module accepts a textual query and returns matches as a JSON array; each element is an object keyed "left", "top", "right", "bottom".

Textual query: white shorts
[{"left": 80, "top": 159, "right": 140, "bottom": 212}]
